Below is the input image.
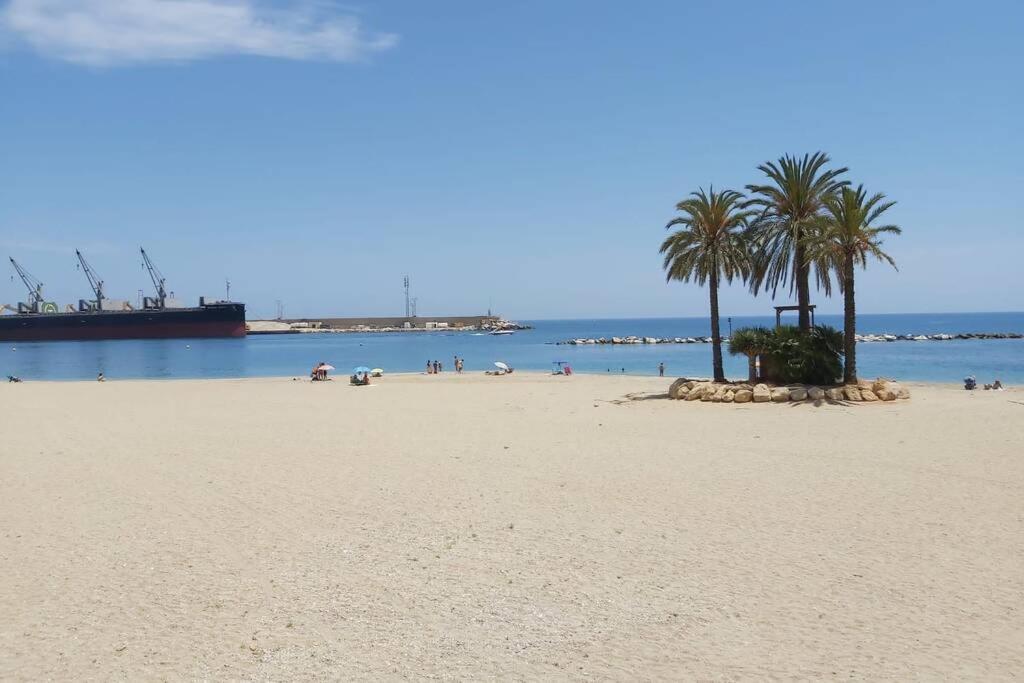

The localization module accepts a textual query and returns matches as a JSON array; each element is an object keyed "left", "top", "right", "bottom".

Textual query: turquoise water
[{"left": 3, "top": 313, "right": 1022, "bottom": 383}]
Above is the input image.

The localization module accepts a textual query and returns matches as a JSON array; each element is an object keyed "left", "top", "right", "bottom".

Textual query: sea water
[{"left": 3, "top": 313, "right": 1022, "bottom": 383}]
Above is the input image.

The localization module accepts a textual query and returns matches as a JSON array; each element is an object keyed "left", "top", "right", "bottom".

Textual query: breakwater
[{"left": 555, "top": 332, "right": 1023, "bottom": 345}]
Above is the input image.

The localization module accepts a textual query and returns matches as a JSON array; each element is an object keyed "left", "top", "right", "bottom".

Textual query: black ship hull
[{"left": 0, "top": 303, "right": 246, "bottom": 341}]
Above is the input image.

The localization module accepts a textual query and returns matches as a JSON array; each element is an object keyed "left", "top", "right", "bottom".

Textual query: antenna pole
[{"left": 404, "top": 275, "right": 410, "bottom": 317}]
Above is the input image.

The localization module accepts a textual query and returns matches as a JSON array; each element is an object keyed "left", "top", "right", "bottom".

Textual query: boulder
[
  {"left": 771, "top": 387, "right": 791, "bottom": 403},
  {"left": 685, "top": 383, "right": 706, "bottom": 401},
  {"left": 722, "top": 390, "right": 735, "bottom": 403},
  {"left": 736, "top": 383, "right": 753, "bottom": 391},
  {"left": 897, "top": 385, "right": 911, "bottom": 400},
  {"left": 701, "top": 387, "right": 716, "bottom": 402},
  {"left": 825, "top": 387, "right": 845, "bottom": 401},
  {"left": 789, "top": 387, "right": 808, "bottom": 402},
  {"left": 874, "top": 384, "right": 898, "bottom": 401},
  {"left": 860, "top": 389, "right": 879, "bottom": 402},
  {"left": 843, "top": 385, "right": 862, "bottom": 401},
  {"left": 807, "top": 386, "right": 825, "bottom": 401},
  {"left": 752, "top": 384, "right": 771, "bottom": 403},
  {"left": 734, "top": 389, "right": 753, "bottom": 403},
  {"left": 711, "top": 386, "right": 729, "bottom": 402},
  {"left": 668, "top": 378, "right": 688, "bottom": 400}
]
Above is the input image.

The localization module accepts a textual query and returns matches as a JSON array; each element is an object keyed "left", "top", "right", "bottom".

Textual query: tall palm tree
[
  {"left": 745, "top": 152, "right": 848, "bottom": 332},
  {"left": 806, "top": 185, "right": 901, "bottom": 384},
  {"left": 660, "top": 188, "right": 754, "bottom": 382}
]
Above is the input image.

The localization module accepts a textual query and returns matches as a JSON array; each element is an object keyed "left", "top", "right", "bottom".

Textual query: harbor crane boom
[
  {"left": 8, "top": 257, "right": 45, "bottom": 312},
  {"left": 75, "top": 249, "right": 105, "bottom": 310},
  {"left": 140, "top": 247, "right": 167, "bottom": 308}
]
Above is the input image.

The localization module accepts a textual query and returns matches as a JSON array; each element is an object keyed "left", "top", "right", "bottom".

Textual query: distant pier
[{"left": 247, "top": 315, "right": 529, "bottom": 335}]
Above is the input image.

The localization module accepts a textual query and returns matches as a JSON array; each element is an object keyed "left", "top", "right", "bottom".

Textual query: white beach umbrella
[
  {"left": 321, "top": 364, "right": 336, "bottom": 371},
  {"left": 494, "top": 361, "right": 509, "bottom": 371}
]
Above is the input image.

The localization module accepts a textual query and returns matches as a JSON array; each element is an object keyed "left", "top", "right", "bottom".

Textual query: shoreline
[{"left": 1, "top": 371, "right": 972, "bottom": 389}]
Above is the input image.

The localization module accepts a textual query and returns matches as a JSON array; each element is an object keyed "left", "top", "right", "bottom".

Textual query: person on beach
[
  {"left": 97, "top": 372, "right": 105, "bottom": 382},
  {"left": 658, "top": 362, "right": 665, "bottom": 377},
  {"left": 426, "top": 360, "right": 432, "bottom": 374}
]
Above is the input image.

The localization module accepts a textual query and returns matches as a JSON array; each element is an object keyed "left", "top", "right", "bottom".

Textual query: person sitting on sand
[
  {"left": 97, "top": 372, "right": 105, "bottom": 382},
  {"left": 993, "top": 379, "right": 1004, "bottom": 390}
]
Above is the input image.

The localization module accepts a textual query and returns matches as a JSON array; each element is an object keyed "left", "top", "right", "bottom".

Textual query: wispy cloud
[{"left": 0, "top": 0, "right": 398, "bottom": 66}]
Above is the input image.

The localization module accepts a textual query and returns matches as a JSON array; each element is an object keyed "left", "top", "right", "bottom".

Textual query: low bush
[{"left": 732, "top": 325, "right": 844, "bottom": 385}]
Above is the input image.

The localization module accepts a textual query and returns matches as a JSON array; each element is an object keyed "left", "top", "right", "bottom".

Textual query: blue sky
[{"left": 1, "top": 0, "right": 1021, "bottom": 320}]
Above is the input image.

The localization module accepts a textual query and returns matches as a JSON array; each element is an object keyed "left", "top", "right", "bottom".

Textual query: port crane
[
  {"left": 8, "top": 257, "right": 45, "bottom": 313},
  {"left": 75, "top": 249, "right": 105, "bottom": 311},
  {"left": 140, "top": 247, "right": 167, "bottom": 309}
]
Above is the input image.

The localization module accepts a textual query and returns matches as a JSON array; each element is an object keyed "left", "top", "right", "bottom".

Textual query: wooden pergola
[{"left": 774, "top": 305, "right": 815, "bottom": 329}]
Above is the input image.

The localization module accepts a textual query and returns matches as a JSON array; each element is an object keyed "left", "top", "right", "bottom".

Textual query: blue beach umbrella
[{"left": 353, "top": 366, "right": 371, "bottom": 374}]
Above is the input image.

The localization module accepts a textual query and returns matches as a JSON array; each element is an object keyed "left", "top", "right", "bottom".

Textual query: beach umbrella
[
  {"left": 353, "top": 366, "right": 371, "bottom": 374},
  {"left": 321, "top": 364, "right": 336, "bottom": 371},
  {"left": 371, "top": 368, "right": 384, "bottom": 377},
  {"left": 494, "top": 361, "right": 509, "bottom": 371}
]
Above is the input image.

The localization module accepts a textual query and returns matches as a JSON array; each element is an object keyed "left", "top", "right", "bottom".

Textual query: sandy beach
[{"left": 1, "top": 373, "right": 1022, "bottom": 679}]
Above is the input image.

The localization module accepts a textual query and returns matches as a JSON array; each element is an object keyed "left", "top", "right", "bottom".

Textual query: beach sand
[{"left": 1, "top": 373, "right": 1022, "bottom": 679}]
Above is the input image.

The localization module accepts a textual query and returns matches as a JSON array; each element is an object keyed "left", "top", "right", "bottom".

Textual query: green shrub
[{"left": 761, "top": 325, "right": 844, "bottom": 385}]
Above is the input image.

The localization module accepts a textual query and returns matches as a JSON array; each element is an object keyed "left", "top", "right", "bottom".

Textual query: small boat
[{"left": 489, "top": 330, "right": 515, "bottom": 336}]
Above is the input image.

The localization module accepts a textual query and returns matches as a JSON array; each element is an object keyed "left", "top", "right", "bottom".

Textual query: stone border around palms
[{"left": 668, "top": 378, "right": 910, "bottom": 404}]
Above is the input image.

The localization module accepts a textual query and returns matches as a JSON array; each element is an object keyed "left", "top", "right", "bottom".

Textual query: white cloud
[{"left": 0, "top": 0, "right": 398, "bottom": 66}]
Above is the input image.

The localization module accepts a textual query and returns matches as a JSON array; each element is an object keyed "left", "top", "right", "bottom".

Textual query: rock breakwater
[{"left": 556, "top": 332, "right": 1022, "bottom": 345}]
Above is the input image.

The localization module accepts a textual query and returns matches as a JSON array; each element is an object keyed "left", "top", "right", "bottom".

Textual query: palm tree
[
  {"left": 805, "top": 185, "right": 901, "bottom": 383},
  {"left": 728, "top": 326, "right": 772, "bottom": 383},
  {"left": 745, "top": 152, "right": 848, "bottom": 333},
  {"left": 660, "top": 188, "right": 754, "bottom": 382}
]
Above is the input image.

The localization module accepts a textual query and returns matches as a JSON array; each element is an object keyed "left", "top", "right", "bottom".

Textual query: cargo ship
[{"left": 0, "top": 249, "right": 246, "bottom": 342}]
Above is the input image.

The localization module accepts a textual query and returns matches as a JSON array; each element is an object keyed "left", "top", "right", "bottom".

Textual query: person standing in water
[{"left": 658, "top": 362, "right": 665, "bottom": 377}]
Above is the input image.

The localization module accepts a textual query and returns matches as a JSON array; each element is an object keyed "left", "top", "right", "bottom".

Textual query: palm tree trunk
[
  {"left": 709, "top": 271, "right": 725, "bottom": 382},
  {"left": 843, "top": 253, "right": 857, "bottom": 384},
  {"left": 795, "top": 238, "right": 812, "bottom": 333},
  {"left": 747, "top": 355, "right": 757, "bottom": 383}
]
